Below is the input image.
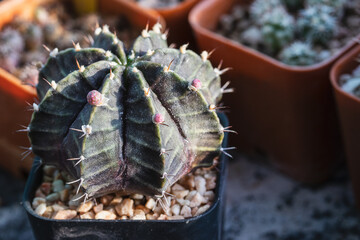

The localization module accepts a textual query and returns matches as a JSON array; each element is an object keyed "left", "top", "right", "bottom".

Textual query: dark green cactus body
[{"left": 28, "top": 25, "right": 225, "bottom": 198}]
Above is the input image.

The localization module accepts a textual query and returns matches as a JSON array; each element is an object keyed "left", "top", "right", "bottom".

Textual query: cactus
[
  {"left": 282, "top": 0, "right": 305, "bottom": 11},
  {"left": 0, "top": 28, "right": 24, "bottom": 72},
  {"left": 297, "top": 5, "right": 337, "bottom": 46},
  {"left": 250, "top": 0, "right": 282, "bottom": 23},
  {"left": 27, "top": 24, "right": 229, "bottom": 199},
  {"left": 306, "top": 0, "right": 345, "bottom": 16},
  {"left": 279, "top": 41, "right": 317, "bottom": 66},
  {"left": 260, "top": 7, "right": 295, "bottom": 54}
]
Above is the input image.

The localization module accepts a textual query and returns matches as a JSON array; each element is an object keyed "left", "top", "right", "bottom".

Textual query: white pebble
[
  {"left": 171, "top": 204, "right": 180, "bottom": 216},
  {"left": 35, "top": 203, "right": 47, "bottom": 216},
  {"left": 180, "top": 205, "right": 192, "bottom": 218},
  {"left": 194, "top": 176, "right": 206, "bottom": 195}
]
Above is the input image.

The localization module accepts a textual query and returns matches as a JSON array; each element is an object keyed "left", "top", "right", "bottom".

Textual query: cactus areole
[{"left": 27, "top": 24, "right": 226, "bottom": 199}]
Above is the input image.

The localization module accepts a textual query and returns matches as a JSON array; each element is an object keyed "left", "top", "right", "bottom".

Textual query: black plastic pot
[{"left": 23, "top": 114, "right": 229, "bottom": 240}]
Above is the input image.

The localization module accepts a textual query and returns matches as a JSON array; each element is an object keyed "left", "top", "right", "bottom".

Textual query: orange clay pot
[
  {"left": 330, "top": 44, "right": 360, "bottom": 208},
  {"left": 0, "top": 0, "right": 163, "bottom": 178},
  {"left": 189, "top": 0, "right": 359, "bottom": 183}
]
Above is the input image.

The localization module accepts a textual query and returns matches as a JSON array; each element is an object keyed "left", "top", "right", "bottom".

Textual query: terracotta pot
[
  {"left": 330, "top": 44, "right": 360, "bottom": 207},
  {"left": 189, "top": 0, "right": 358, "bottom": 183},
  {"left": 128, "top": 0, "right": 201, "bottom": 48},
  {"left": 0, "top": 0, "right": 163, "bottom": 177}
]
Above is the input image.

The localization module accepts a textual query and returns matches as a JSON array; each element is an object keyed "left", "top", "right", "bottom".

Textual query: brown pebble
[
  {"left": 171, "top": 183, "right": 185, "bottom": 191},
  {"left": 132, "top": 209, "right": 146, "bottom": 220},
  {"left": 43, "top": 206, "right": 54, "bottom": 218},
  {"left": 145, "top": 198, "right": 156, "bottom": 210},
  {"left": 101, "top": 195, "right": 114, "bottom": 206},
  {"left": 173, "top": 190, "right": 189, "bottom": 199},
  {"left": 95, "top": 210, "right": 116, "bottom": 220},
  {"left": 115, "top": 198, "right": 134, "bottom": 217},
  {"left": 104, "top": 206, "right": 116, "bottom": 214},
  {"left": 35, "top": 188, "right": 46, "bottom": 198},
  {"left": 191, "top": 207, "right": 198, "bottom": 216},
  {"left": 109, "top": 196, "right": 122, "bottom": 206},
  {"left": 135, "top": 205, "right": 150, "bottom": 214},
  {"left": 146, "top": 214, "right": 157, "bottom": 220},
  {"left": 93, "top": 203, "right": 104, "bottom": 214},
  {"left": 80, "top": 211, "right": 95, "bottom": 219},
  {"left": 157, "top": 214, "right": 168, "bottom": 220},
  {"left": 52, "top": 210, "right": 77, "bottom": 220},
  {"left": 40, "top": 182, "right": 52, "bottom": 195},
  {"left": 120, "top": 216, "right": 128, "bottom": 220},
  {"left": 77, "top": 201, "right": 94, "bottom": 213},
  {"left": 59, "top": 189, "right": 69, "bottom": 202}
]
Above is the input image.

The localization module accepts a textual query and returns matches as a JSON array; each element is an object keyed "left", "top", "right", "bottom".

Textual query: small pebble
[
  {"left": 101, "top": 195, "right": 114, "bottom": 205},
  {"left": 173, "top": 190, "right": 189, "bottom": 199},
  {"left": 52, "top": 179, "right": 64, "bottom": 193},
  {"left": 40, "top": 182, "right": 52, "bottom": 195},
  {"left": 95, "top": 210, "right": 116, "bottom": 220},
  {"left": 115, "top": 198, "right": 134, "bottom": 217},
  {"left": 35, "top": 203, "right": 47, "bottom": 216},
  {"left": 52, "top": 210, "right": 77, "bottom": 220},
  {"left": 145, "top": 198, "right": 156, "bottom": 210},
  {"left": 171, "top": 204, "right": 180, "bottom": 216},
  {"left": 80, "top": 211, "right": 95, "bottom": 219},
  {"left": 46, "top": 192, "right": 60, "bottom": 202},
  {"left": 195, "top": 176, "right": 206, "bottom": 195},
  {"left": 109, "top": 196, "right": 122, "bottom": 206},
  {"left": 93, "top": 203, "right": 104, "bottom": 214},
  {"left": 32, "top": 197, "right": 46, "bottom": 209},
  {"left": 132, "top": 209, "right": 146, "bottom": 220},
  {"left": 77, "top": 201, "right": 94, "bottom": 213},
  {"left": 180, "top": 205, "right": 192, "bottom": 218},
  {"left": 195, "top": 204, "right": 211, "bottom": 216}
]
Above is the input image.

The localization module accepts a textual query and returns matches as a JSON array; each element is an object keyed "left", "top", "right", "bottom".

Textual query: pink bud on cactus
[
  {"left": 87, "top": 90, "right": 103, "bottom": 106},
  {"left": 153, "top": 113, "right": 165, "bottom": 124},
  {"left": 189, "top": 78, "right": 202, "bottom": 91}
]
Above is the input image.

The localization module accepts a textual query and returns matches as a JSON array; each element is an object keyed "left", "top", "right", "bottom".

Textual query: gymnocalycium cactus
[
  {"left": 26, "top": 23, "right": 233, "bottom": 201},
  {"left": 279, "top": 41, "right": 317, "bottom": 66},
  {"left": 297, "top": 5, "right": 337, "bottom": 45}
]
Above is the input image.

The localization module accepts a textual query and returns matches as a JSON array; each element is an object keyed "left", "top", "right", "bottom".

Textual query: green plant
[
  {"left": 279, "top": 41, "right": 317, "bottom": 66},
  {"left": 261, "top": 7, "right": 295, "bottom": 54},
  {"left": 25, "top": 24, "right": 232, "bottom": 201},
  {"left": 297, "top": 5, "right": 337, "bottom": 45}
]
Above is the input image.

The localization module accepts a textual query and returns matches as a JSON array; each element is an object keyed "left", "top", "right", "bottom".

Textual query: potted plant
[
  {"left": 330, "top": 43, "right": 360, "bottom": 208},
  {"left": 0, "top": 0, "right": 163, "bottom": 177},
  {"left": 129, "top": 0, "right": 202, "bottom": 47},
  {"left": 189, "top": 0, "right": 360, "bottom": 183},
  {"left": 22, "top": 22, "right": 232, "bottom": 239}
]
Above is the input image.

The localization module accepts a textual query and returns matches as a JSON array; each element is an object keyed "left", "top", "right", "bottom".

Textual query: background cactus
[
  {"left": 282, "top": 0, "right": 305, "bottom": 11},
  {"left": 307, "top": 0, "right": 345, "bottom": 16},
  {"left": 27, "top": 24, "right": 228, "bottom": 200},
  {"left": 260, "top": 7, "right": 295, "bottom": 54},
  {"left": 279, "top": 41, "right": 317, "bottom": 66},
  {"left": 297, "top": 5, "right": 337, "bottom": 45},
  {"left": 250, "top": 0, "right": 282, "bottom": 23}
]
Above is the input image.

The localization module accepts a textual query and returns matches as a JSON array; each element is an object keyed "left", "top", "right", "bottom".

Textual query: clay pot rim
[
  {"left": 189, "top": 0, "right": 359, "bottom": 72},
  {"left": 330, "top": 44, "right": 360, "bottom": 104}
]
